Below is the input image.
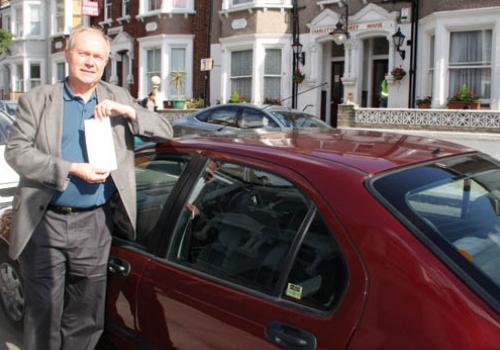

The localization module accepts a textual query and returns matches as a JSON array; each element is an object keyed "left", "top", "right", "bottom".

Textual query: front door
[
  {"left": 330, "top": 62, "right": 344, "bottom": 128},
  {"left": 372, "top": 59, "right": 388, "bottom": 108}
]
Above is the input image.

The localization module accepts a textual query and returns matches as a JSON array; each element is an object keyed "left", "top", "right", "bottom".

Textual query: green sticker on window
[{"left": 286, "top": 283, "right": 303, "bottom": 300}]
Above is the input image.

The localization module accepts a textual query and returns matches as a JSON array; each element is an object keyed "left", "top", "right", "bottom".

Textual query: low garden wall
[
  {"left": 337, "top": 104, "right": 500, "bottom": 133},
  {"left": 157, "top": 108, "right": 198, "bottom": 122}
]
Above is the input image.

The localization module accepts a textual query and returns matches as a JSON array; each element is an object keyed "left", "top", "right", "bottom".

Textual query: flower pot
[
  {"left": 417, "top": 103, "right": 431, "bottom": 109},
  {"left": 172, "top": 99, "right": 186, "bottom": 109},
  {"left": 447, "top": 101, "right": 480, "bottom": 110},
  {"left": 163, "top": 100, "right": 173, "bottom": 109},
  {"left": 393, "top": 73, "right": 405, "bottom": 81},
  {"left": 468, "top": 101, "right": 481, "bottom": 110},
  {"left": 293, "top": 76, "right": 305, "bottom": 84}
]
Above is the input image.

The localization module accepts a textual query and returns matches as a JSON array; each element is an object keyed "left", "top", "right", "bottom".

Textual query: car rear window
[
  {"left": 0, "top": 114, "right": 12, "bottom": 145},
  {"left": 371, "top": 154, "right": 500, "bottom": 311}
]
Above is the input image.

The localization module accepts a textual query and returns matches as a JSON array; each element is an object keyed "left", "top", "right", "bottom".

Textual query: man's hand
[
  {"left": 69, "top": 163, "right": 110, "bottom": 183},
  {"left": 94, "top": 99, "right": 137, "bottom": 121}
]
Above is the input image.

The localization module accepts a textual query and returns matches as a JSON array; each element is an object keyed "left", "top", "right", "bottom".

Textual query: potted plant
[
  {"left": 229, "top": 90, "right": 246, "bottom": 103},
  {"left": 391, "top": 66, "right": 406, "bottom": 81},
  {"left": 169, "top": 69, "right": 185, "bottom": 109},
  {"left": 293, "top": 67, "right": 305, "bottom": 84},
  {"left": 416, "top": 96, "right": 432, "bottom": 109},
  {"left": 448, "top": 83, "right": 481, "bottom": 109}
]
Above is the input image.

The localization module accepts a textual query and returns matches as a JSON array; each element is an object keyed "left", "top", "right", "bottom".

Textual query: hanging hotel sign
[
  {"left": 82, "top": 1, "right": 99, "bottom": 16},
  {"left": 200, "top": 58, "right": 214, "bottom": 71},
  {"left": 311, "top": 21, "right": 393, "bottom": 34}
]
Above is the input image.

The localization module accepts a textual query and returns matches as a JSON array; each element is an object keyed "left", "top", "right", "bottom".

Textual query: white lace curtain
[
  {"left": 264, "top": 49, "right": 281, "bottom": 101},
  {"left": 146, "top": 48, "right": 161, "bottom": 94},
  {"left": 231, "top": 50, "right": 253, "bottom": 100},
  {"left": 449, "top": 30, "right": 492, "bottom": 99},
  {"left": 169, "top": 48, "right": 186, "bottom": 97}
]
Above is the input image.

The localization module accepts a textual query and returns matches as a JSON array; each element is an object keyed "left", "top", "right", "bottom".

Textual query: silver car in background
[
  {"left": 0, "top": 111, "right": 18, "bottom": 210},
  {"left": 173, "top": 104, "right": 331, "bottom": 137}
]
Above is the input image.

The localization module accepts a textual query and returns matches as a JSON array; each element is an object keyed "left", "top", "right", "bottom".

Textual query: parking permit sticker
[{"left": 286, "top": 283, "right": 303, "bottom": 300}]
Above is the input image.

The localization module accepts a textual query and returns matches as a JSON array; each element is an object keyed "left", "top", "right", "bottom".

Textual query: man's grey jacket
[{"left": 4, "top": 81, "right": 173, "bottom": 260}]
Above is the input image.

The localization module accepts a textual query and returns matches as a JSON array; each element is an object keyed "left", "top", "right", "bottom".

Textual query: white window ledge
[
  {"left": 219, "top": 4, "right": 291, "bottom": 17},
  {"left": 136, "top": 10, "right": 195, "bottom": 21},
  {"left": 117, "top": 15, "right": 131, "bottom": 24},
  {"left": 98, "top": 19, "right": 113, "bottom": 27}
]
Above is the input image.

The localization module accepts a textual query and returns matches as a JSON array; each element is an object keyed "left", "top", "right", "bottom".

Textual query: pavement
[{"left": 346, "top": 127, "right": 500, "bottom": 160}]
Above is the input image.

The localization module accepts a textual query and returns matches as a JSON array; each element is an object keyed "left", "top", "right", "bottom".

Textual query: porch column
[
  {"left": 432, "top": 23, "right": 448, "bottom": 107},
  {"left": 126, "top": 52, "right": 134, "bottom": 86},
  {"left": 344, "top": 42, "right": 351, "bottom": 79},
  {"left": 109, "top": 53, "right": 119, "bottom": 85},
  {"left": 387, "top": 36, "right": 395, "bottom": 75}
]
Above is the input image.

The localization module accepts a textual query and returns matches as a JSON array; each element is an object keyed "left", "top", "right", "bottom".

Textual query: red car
[{"left": 2, "top": 129, "right": 500, "bottom": 349}]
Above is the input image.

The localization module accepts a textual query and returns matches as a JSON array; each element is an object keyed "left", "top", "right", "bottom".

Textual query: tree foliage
[{"left": 0, "top": 29, "right": 12, "bottom": 55}]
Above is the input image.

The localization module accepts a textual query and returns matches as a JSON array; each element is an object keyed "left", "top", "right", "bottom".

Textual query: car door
[
  {"left": 103, "top": 149, "right": 202, "bottom": 349},
  {"left": 134, "top": 153, "right": 367, "bottom": 349}
]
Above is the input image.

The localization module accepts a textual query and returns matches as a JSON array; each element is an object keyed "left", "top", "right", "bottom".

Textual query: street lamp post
[{"left": 291, "top": 0, "right": 300, "bottom": 109}]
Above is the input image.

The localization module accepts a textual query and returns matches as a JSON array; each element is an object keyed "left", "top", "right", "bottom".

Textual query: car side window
[
  {"left": 133, "top": 153, "right": 189, "bottom": 247},
  {"left": 169, "top": 160, "right": 312, "bottom": 294},
  {"left": 283, "top": 212, "right": 348, "bottom": 311},
  {"left": 240, "top": 108, "right": 279, "bottom": 129},
  {"left": 194, "top": 110, "right": 211, "bottom": 122},
  {"left": 206, "top": 107, "right": 239, "bottom": 127}
]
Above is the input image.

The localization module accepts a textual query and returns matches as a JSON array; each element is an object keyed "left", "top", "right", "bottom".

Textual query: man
[
  {"left": 4, "top": 27, "right": 172, "bottom": 350},
  {"left": 380, "top": 78, "right": 388, "bottom": 108}
]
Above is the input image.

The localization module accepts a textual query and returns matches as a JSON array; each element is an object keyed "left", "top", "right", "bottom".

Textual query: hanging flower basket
[
  {"left": 391, "top": 66, "right": 406, "bottom": 81},
  {"left": 293, "top": 68, "right": 305, "bottom": 84}
]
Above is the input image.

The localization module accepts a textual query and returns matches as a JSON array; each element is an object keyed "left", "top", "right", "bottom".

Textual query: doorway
[
  {"left": 330, "top": 61, "right": 344, "bottom": 127},
  {"left": 371, "top": 59, "right": 388, "bottom": 108}
]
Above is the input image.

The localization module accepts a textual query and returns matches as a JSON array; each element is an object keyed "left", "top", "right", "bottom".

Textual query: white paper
[{"left": 84, "top": 117, "right": 118, "bottom": 171}]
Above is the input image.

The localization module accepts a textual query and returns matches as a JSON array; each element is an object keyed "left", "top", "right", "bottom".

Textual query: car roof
[{"left": 163, "top": 128, "right": 475, "bottom": 175}]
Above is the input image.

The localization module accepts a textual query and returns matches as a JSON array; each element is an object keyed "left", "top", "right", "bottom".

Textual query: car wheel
[{"left": 0, "top": 244, "right": 24, "bottom": 330}]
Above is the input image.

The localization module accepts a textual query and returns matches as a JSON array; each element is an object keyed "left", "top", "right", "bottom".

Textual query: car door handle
[
  {"left": 266, "top": 321, "right": 316, "bottom": 350},
  {"left": 108, "top": 256, "right": 130, "bottom": 277}
]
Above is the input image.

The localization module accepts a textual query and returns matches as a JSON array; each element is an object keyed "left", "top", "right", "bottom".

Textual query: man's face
[{"left": 65, "top": 31, "right": 109, "bottom": 88}]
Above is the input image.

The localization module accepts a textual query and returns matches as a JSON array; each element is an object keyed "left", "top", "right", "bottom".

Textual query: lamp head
[{"left": 331, "top": 22, "right": 348, "bottom": 46}]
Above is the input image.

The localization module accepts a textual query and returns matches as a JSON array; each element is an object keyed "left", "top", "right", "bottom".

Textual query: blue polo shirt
[{"left": 50, "top": 82, "right": 116, "bottom": 208}]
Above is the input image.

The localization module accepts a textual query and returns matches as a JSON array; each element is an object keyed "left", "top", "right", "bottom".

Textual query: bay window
[
  {"left": 104, "top": 0, "right": 112, "bottom": 20},
  {"left": 15, "top": 64, "right": 24, "bottom": 92},
  {"left": 264, "top": 49, "right": 282, "bottom": 102},
  {"left": 29, "top": 5, "right": 41, "bottom": 35},
  {"left": 172, "top": 0, "right": 187, "bottom": 8},
  {"left": 448, "top": 30, "right": 492, "bottom": 101},
  {"left": 56, "top": 62, "right": 66, "bottom": 82},
  {"left": 14, "top": 7, "right": 22, "bottom": 37},
  {"left": 73, "top": 0, "right": 83, "bottom": 27},
  {"left": 148, "top": 0, "right": 162, "bottom": 11},
  {"left": 2, "top": 14, "right": 10, "bottom": 32},
  {"left": 30, "top": 63, "right": 41, "bottom": 88},
  {"left": 145, "top": 48, "right": 161, "bottom": 94},
  {"left": 428, "top": 34, "right": 435, "bottom": 97},
  {"left": 231, "top": 50, "right": 253, "bottom": 101},
  {"left": 169, "top": 48, "right": 186, "bottom": 98},
  {"left": 55, "top": 0, "right": 64, "bottom": 33},
  {"left": 123, "top": 0, "right": 130, "bottom": 16}
]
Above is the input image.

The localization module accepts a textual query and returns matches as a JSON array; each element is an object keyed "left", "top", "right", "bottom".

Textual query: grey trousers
[{"left": 19, "top": 206, "right": 112, "bottom": 350}]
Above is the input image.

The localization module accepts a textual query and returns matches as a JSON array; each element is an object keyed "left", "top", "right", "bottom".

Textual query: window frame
[
  {"left": 448, "top": 29, "right": 492, "bottom": 103},
  {"left": 230, "top": 49, "right": 253, "bottom": 102},
  {"left": 28, "top": 4, "right": 41, "bottom": 36},
  {"left": 161, "top": 155, "right": 350, "bottom": 313},
  {"left": 29, "top": 62, "right": 42, "bottom": 89},
  {"left": 263, "top": 48, "right": 282, "bottom": 103}
]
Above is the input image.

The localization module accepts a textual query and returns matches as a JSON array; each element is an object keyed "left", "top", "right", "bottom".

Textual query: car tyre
[{"left": 0, "top": 243, "right": 24, "bottom": 330}]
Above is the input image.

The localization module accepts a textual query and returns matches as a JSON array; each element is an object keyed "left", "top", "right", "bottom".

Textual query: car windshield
[
  {"left": 0, "top": 113, "right": 13, "bottom": 145},
  {"left": 270, "top": 111, "right": 331, "bottom": 129},
  {"left": 371, "top": 154, "right": 500, "bottom": 310}
]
